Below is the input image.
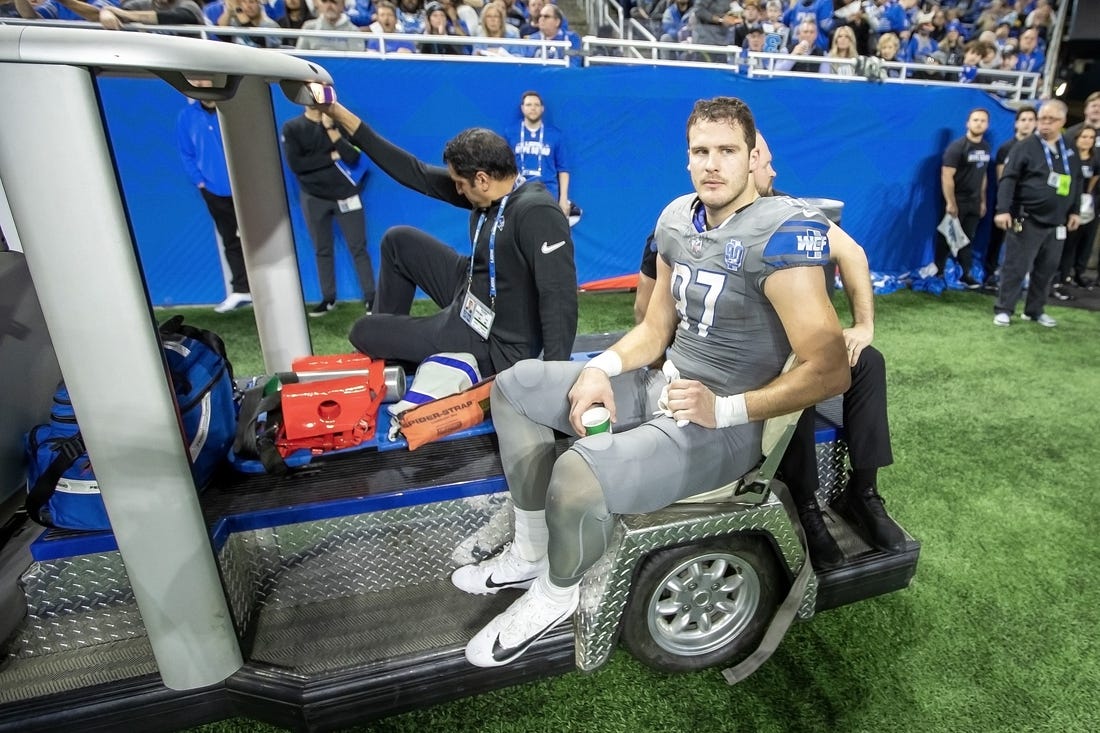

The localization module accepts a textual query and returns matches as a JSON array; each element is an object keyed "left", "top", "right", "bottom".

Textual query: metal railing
[
  {"left": 584, "top": 0, "right": 656, "bottom": 49},
  {"left": 0, "top": 17, "right": 572, "bottom": 63},
  {"left": 579, "top": 37, "right": 1042, "bottom": 101}
]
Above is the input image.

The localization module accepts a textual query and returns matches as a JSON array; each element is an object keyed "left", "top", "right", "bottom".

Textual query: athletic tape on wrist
[
  {"left": 714, "top": 393, "right": 748, "bottom": 428},
  {"left": 585, "top": 350, "right": 622, "bottom": 378}
]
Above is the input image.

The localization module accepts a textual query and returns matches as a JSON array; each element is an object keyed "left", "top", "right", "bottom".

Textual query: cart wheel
[{"left": 621, "top": 537, "right": 785, "bottom": 673}]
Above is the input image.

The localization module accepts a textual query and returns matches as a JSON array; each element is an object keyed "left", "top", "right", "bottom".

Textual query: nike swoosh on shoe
[
  {"left": 489, "top": 611, "right": 572, "bottom": 663},
  {"left": 484, "top": 574, "right": 535, "bottom": 589}
]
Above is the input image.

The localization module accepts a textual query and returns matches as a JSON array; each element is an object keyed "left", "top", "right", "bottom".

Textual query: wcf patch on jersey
[
  {"left": 724, "top": 239, "right": 745, "bottom": 271},
  {"left": 763, "top": 220, "right": 831, "bottom": 266},
  {"left": 795, "top": 228, "right": 829, "bottom": 260}
]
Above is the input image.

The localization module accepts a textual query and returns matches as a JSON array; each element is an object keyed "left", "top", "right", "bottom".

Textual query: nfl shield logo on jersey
[{"left": 724, "top": 239, "right": 745, "bottom": 271}]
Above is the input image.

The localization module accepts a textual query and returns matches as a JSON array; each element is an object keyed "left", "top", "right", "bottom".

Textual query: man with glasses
[
  {"left": 992, "top": 100, "right": 1082, "bottom": 328},
  {"left": 521, "top": 3, "right": 581, "bottom": 67}
]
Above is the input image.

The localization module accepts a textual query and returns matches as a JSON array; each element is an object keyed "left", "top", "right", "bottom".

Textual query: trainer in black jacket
[
  {"left": 993, "top": 99, "right": 1081, "bottom": 325},
  {"left": 323, "top": 98, "right": 578, "bottom": 377}
]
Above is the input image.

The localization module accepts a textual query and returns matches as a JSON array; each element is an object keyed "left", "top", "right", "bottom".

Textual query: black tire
[{"left": 621, "top": 536, "right": 785, "bottom": 673}]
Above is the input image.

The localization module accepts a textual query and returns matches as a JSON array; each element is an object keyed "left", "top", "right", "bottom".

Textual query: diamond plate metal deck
[{"left": 1, "top": 433, "right": 849, "bottom": 702}]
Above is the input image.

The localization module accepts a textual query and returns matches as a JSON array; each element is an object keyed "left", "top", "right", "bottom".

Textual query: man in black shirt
[
  {"left": 317, "top": 89, "right": 577, "bottom": 378},
  {"left": 282, "top": 107, "right": 376, "bottom": 316},
  {"left": 937, "top": 108, "right": 992, "bottom": 289},
  {"left": 993, "top": 100, "right": 1081, "bottom": 328},
  {"left": 984, "top": 107, "right": 1037, "bottom": 290}
]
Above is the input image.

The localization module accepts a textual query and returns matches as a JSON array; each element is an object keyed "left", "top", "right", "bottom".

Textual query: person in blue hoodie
[{"left": 176, "top": 94, "right": 252, "bottom": 313}]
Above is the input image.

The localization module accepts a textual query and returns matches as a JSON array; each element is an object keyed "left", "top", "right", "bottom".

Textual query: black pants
[
  {"left": 1058, "top": 216, "right": 1099, "bottom": 281},
  {"left": 994, "top": 218, "right": 1063, "bottom": 318},
  {"left": 935, "top": 202, "right": 982, "bottom": 277},
  {"left": 779, "top": 346, "right": 893, "bottom": 506},
  {"left": 347, "top": 225, "right": 493, "bottom": 376},
  {"left": 300, "top": 190, "right": 375, "bottom": 304},
  {"left": 200, "top": 188, "right": 249, "bottom": 294}
]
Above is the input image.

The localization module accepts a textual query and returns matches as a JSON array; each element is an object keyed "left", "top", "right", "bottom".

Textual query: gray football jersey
[{"left": 655, "top": 194, "right": 831, "bottom": 397}]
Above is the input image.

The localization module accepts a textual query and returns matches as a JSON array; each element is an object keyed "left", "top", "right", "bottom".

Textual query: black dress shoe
[
  {"left": 833, "top": 480, "right": 907, "bottom": 553},
  {"left": 797, "top": 502, "right": 844, "bottom": 570}
]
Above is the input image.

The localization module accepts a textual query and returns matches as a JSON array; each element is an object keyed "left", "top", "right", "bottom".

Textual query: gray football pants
[{"left": 493, "top": 359, "right": 763, "bottom": 585}]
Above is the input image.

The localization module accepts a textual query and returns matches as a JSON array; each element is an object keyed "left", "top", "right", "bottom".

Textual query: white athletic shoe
[
  {"left": 214, "top": 292, "right": 252, "bottom": 313},
  {"left": 1021, "top": 312, "right": 1057, "bottom": 328},
  {"left": 451, "top": 543, "right": 546, "bottom": 595},
  {"left": 451, "top": 498, "right": 515, "bottom": 566},
  {"left": 464, "top": 577, "right": 579, "bottom": 668}
]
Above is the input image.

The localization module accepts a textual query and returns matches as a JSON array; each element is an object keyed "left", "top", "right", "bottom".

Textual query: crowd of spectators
[
  {"left": 628, "top": 0, "right": 1057, "bottom": 84},
  {"left": 0, "top": 0, "right": 1059, "bottom": 81},
  {"left": 0, "top": 0, "right": 581, "bottom": 60}
]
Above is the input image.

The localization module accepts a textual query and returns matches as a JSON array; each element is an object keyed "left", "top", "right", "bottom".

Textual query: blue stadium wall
[{"left": 98, "top": 58, "right": 1017, "bottom": 306}]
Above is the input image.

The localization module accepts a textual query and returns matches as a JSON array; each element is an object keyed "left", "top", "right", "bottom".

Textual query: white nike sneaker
[
  {"left": 464, "top": 576, "right": 579, "bottom": 668},
  {"left": 214, "top": 292, "right": 252, "bottom": 313},
  {"left": 451, "top": 498, "right": 515, "bottom": 566},
  {"left": 451, "top": 543, "right": 546, "bottom": 595}
]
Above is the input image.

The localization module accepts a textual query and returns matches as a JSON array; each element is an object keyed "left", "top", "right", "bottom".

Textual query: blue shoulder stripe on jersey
[
  {"left": 774, "top": 219, "right": 829, "bottom": 232},
  {"left": 764, "top": 219, "right": 830, "bottom": 267}
]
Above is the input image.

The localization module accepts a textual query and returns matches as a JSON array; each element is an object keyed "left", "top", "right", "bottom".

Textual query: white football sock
[
  {"left": 513, "top": 507, "right": 548, "bottom": 562},
  {"left": 534, "top": 574, "right": 579, "bottom": 605}
]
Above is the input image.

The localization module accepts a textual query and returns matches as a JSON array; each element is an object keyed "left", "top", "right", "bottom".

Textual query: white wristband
[
  {"left": 585, "top": 350, "right": 622, "bottom": 378},
  {"left": 714, "top": 393, "right": 748, "bottom": 428}
]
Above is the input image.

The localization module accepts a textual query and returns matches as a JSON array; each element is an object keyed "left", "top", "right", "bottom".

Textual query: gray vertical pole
[
  {"left": 218, "top": 75, "right": 312, "bottom": 373},
  {"left": 0, "top": 64, "right": 242, "bottom": 690}
]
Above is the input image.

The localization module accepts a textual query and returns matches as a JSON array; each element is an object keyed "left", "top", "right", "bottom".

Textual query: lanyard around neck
[
  {"left": 519, "top": 123, "right": 545, "bottom": 176},
  {"left": 1041, "top": 135, "right": 1069, "bottom": 174},
  {"left": 468, "top": 194, "right": 510, "bottom": 308}
]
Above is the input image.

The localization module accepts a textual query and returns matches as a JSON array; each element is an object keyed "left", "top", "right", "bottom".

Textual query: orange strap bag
[{"left": 398, "top": 377, "right": 495, "bottom": 451}]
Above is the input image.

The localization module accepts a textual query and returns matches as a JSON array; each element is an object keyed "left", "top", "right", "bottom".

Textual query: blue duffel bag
[{"left": 24, "top": 316, "right": 236, "bottom": 531}]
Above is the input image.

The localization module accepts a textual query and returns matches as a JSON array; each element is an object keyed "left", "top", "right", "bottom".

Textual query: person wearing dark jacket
[
  {"left": 316, "top": 89, "right": 577, "bottom": 378},
  {"left": 282, "top": 106, "right": 376, "bottom": 316},
  {"left": 992, "top": 100, "right": 1082, "bottom": 328}
]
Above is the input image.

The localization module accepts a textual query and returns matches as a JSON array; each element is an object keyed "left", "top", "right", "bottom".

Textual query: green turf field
[{"left": 170, "top": 289, "right": 1100, "bottom": 733}]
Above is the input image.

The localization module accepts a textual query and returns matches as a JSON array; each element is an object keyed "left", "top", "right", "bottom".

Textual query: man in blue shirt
[
  {"left": 505, "top": 91, "right": 572, "bottom": 218},
  {"left": 176, "top": 95, "right": 252, "bottom": 313},
  {"left": 1014, "top": 27, "right": 1045, "bottom": 74},
  {"left": 522, "top": 3, "right": 581, "bottom": 67},
  {"left": 900, "top": 10, "right": 937, "bottom": 62}
]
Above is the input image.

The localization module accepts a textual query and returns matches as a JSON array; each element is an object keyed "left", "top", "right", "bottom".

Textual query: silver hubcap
[{"left": 646, "top": 551, "right": 761, "bottom": 656}]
